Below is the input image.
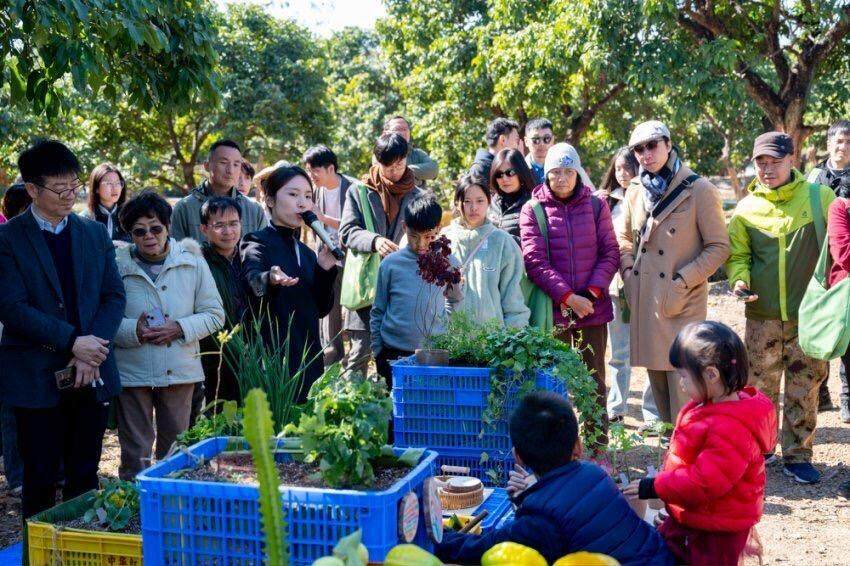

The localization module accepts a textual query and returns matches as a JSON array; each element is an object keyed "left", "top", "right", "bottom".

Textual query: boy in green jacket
[{"left": 726, "top": 132, "right": 834, "bottom": 485}]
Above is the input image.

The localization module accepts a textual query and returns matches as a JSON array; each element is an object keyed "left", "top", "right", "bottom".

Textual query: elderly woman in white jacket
[{"left": 114, "top": 192, "right": 224, "bottom": 480}]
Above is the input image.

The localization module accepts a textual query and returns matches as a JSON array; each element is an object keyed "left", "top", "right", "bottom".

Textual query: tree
[
  {"left": 322, "top": 28, "right": 401, "bottom": 178},
  {"left": 1, "top": 0, "right": 218, "bottom": 117},
  {"left": 92, "top": 4, "right": 330, "bottom": 193},
  {"left": 378, "top": 0, "right": 662, "bottom": 178},
  {"left": 645, "top": 0, "right": 850, "bottom": 163}
]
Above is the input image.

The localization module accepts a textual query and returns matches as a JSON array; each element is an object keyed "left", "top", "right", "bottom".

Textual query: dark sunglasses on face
[
  {"left": 131, "top": 225, "right": 166, "bottom": 238},
  {"left": 494, "top": 168, "right": 517, "bottom": 180},
  {"left": 632, "top": 139, "right": 661, "bottom": 155},
  {"left": 530, "top": 135, "right": 553, "bottom": 145}
]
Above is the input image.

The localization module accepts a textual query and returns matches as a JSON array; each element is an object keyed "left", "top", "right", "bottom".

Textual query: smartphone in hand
[
  {"left": 146, "top": 306, "right": 166, "bottom": 328},
  {"left": 732, "top": 288, "right": 757, "bottom": 301},
  {"left": 54, "top": 365, "right": 76, "bottom": 390}
]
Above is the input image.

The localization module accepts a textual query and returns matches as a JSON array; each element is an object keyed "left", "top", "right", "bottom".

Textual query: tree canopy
[
  {"left": 3, "top": 0, "right": 850, "bottom": 194},
  {"left": 1, "top": 0, "right": 218, "bottom": 117}
]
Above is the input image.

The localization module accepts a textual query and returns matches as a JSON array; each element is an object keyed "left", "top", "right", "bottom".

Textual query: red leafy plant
[{"left": 415, "top": 236, "right": 461, "bottom": 341}]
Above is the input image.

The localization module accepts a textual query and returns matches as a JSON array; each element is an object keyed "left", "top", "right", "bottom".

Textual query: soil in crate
[
  {"left": 173, "top": 453, "right": 413, "bottom": 491},
  {"left": 55, "top": 514, "right": 142, "bottom": 535}
]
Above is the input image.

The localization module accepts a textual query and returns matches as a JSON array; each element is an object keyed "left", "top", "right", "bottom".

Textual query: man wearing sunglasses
[
  {"left": 524, "top": 118, "right": 555, "bottom": 186},
  {"left": 615, "top": 120, "right": 729, "bottom": 429},
  {"left": 0, "top": 140, "right": 126, "bottom": 518}
]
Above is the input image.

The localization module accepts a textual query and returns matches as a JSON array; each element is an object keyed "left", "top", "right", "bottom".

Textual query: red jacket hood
[{"left": 678, "top": 386, "right": 777, "bottom": 454}]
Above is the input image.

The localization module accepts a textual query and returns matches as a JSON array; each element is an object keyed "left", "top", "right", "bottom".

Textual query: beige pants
[
  {"left": 117, "top": 383, "right": 195, "bottom": 480},
  {"left": 647, "top": 370, "right": 688, "bottom": 425}
]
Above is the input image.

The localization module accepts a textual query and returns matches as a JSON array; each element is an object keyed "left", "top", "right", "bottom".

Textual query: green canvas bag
[
  {"left": 339, "top": 183, "right": 382, "bottom": 311},
  {"left": 520, "top": 199, "right": 554, "bottom": 331},
  {"left": 798, "top": 189, "right": 850, "bottom": 360}
]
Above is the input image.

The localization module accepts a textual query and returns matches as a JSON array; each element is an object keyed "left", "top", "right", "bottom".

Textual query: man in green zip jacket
[{"left": 727, "top": 132, "right": 834, "bottom": 485}]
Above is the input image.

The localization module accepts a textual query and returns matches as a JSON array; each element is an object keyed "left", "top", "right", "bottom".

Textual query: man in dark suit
[{"left": 0, "top": 140, "right": 126, "bottom": 518}]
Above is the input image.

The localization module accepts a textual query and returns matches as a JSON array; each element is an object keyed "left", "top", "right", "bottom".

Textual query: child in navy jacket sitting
[{"left": 435, "top": 392, "right": 672, "bottom": 565}]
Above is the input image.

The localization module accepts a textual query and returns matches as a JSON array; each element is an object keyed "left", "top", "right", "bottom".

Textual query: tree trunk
[{"left": 181, "top": 161, "right": 196, "bottom": 194}]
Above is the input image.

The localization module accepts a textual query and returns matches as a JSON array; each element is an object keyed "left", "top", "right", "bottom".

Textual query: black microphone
[{"left": 300, "top": 210, "right": 345, "bottom": 261}]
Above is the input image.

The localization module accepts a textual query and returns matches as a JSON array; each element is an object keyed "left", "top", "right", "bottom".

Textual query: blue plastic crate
[
  {"left": 472, "top": 488, "right": 513, "bottom": 531},
  {"left": 392, "top": 357, "right": 567, "bottom": 452},
  {"left": 137, "top": 437, "right": 438, "bottom": 565},
  {"left": 435, "top": 447, "right": 516, "bottom": 487}
]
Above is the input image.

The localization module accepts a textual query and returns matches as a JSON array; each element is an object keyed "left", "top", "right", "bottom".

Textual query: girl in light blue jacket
[{"left": 442, "top": 175, "right": 529, "bottom": 327}]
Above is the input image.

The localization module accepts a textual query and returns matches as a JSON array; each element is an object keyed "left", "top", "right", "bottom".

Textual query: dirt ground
[{"left": 0, "top": 285, "right": 848, "bottom": 563}]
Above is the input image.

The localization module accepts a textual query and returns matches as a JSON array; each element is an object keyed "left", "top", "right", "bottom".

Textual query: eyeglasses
[
  {"left": 530, "top": 135, "right": 553, "bottom": 145},
  {"left": 632, "top": 139, "right": 661, "bottom": 155},
  {"left": 131, "top": 225, "right": 166, "bottom": 238},
  {"left": 32, "top": 180, "right": 84, "bottom": 200},
  {"left": 494, "top": 168, "right": 517, "bottom": 180},
  {"left": 210, "top": 221, "right": 241, "bottom": 232},
  {"left": 100, "top": 181, "right": 124, "bottom": 190}
]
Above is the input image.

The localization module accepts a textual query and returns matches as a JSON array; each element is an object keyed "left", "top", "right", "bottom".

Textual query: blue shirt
[
  {"left": 30, "top": 206, "right": 69, "bottom": 234},
  {"left": 527, "top": 158, "right": 545, "bottom": 186}
]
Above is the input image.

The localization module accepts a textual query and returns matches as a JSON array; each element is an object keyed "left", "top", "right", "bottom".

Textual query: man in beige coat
[{"left": 616, "top": 121, "right": 730, "bottom": 425}]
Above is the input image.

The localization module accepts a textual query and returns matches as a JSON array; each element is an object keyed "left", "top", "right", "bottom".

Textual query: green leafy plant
[
  {"left": 175, "top": 399, "right": 242, "bottom": 447},
  {"left": 284, "top": 373, "right": 393, "bottom": 488},
  {"left": 607, "top": 422, "right": 643, "bottom": 483},
  {"left": 641, "top": 421, "right": 674, "bottom": 471},
  {"left": 243, "top": 388, "right": 288, "bottom": 565},
  {"left": 431, "top": 314, "right": 606, "bottom": 449},
  {"left": 223, "top": 310, "right": 318, "bottom": 432},
  {"left": 83, "top": 479, "right": 140, "bottom": 531},
  {"left": 428, "top": 312, "right": 499, "bottom": 366}
]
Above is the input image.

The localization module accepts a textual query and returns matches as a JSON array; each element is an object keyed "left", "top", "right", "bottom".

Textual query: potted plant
[
  {"left": 425, "top": 313, "right": 603, "bottom": 444},
  {"left": 390, "top": 312, "right": 606, "bottom": 483},
  {"left": 413, "top": 235, "right": 461, "bottom": 366},
  {"left": 603, "top": 423, "right": 648, "bottom": 518},
  {"left": 137, "top": 374, "right": 440, "bottom": 566},
  {"left": 26, "top": 479, "right": 142, "bottom": 565}
]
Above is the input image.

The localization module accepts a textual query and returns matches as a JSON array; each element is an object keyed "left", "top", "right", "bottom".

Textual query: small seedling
[{"left": 83, "top": 479, "right": 139, "bottom": 531}]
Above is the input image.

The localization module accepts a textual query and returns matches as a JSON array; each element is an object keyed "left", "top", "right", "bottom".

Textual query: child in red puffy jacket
[{"left": 624, "top": 321, "right": 777, "bottom": 565}]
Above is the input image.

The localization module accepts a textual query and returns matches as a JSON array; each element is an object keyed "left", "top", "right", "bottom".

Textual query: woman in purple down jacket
[{"left": 520, "top": 143, "right": 620, "bottom": 446}]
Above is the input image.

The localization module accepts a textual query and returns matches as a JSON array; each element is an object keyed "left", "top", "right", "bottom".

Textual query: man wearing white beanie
[{"left": 615, "top": 121, "right": 730, "bottom": 426}]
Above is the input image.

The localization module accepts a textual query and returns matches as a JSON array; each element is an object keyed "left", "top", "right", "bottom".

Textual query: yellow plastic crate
[{"left": 26, "top": 490, "right": 142, "bottom": 566}]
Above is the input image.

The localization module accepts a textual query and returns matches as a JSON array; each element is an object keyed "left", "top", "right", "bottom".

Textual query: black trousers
[
  {"left": 15, "top": 387, "right": 109, "bottom": 519},
  {"left": 375, "top": 346, "right": 413, "bottom": 444},
  {"left": 375, "top": 346, "right": 413, "bottom": 391}
]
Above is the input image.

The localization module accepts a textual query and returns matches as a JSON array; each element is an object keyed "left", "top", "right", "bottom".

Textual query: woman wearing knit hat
[
  {"left": 519, "top": 143, "right": 620, "bottom": 446},
  {"left": 615, "top": 120, "right": 730, "bottom": 427}
]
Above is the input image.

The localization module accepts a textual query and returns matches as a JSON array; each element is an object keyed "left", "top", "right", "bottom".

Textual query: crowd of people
[{"left": 1, "top": 113, "right": 850, "bottom": 564}]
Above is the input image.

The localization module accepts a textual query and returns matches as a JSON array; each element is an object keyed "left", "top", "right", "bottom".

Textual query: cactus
[{"left": 243, "top": 388, "right": 288, "bottom": 565}]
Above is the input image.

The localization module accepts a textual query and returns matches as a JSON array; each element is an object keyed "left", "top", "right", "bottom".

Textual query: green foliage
[
  {"left": 428, "top": 311, "right": 499, "bottom": 365},
  {"left": 378, "top": 0, "right": 664, "bottom": 179},
  {"left": 1, "top": 0, "right": 218, "bottom": 116},
  {"left": 643, "top": 0, "right": 850, "bottom": 160},
  {"left": 176, "top": 399, "right": 242, "bottom": 447},
  {"left": 1, "top": 3, "right": 330, "bottom": 193},
  {"left": 430, "top": 313, "right": 606, "bottom": 449},
  {"left": 284, "top": 373, "right": 393, "bottom": 488},
  {"left": 222, "top": 313, "right": 314, "bottom": 434},
  {"left": 607, "top": 422, "right": 643, "bottom": 479},
  {"left": 83, "top": 479, "right": 140, "bottom": 532},
  {"left": 322, "top": 28, "right": 401, "bottom": 177},
  {"left": 242, "top": 389, "right": 288, "bottom": 565}
]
